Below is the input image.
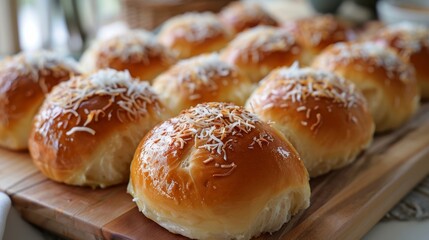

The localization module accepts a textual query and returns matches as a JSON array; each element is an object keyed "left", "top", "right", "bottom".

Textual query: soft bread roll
[
  {"left": 219, "top": 1, "right": 278, "bottom": 34},
  {"left": 152, "top": 54, "right": 253, "bottom": 115},
  {"left": 128, "top": 102, "right": 310, "bottom": 240},
  {"left": 355, "top": 21, "right": 385, "bottom": 41},
  {"left": 246, "top": 67, "right": 374, "bottom": 177},
  {"left": 220, "top": 26, "right": 305, "bottom": 83},
  {"left": 371, "top": 22, "right": 429, "bottom": 98},
  {"left": 29, "top": 69, "right": 169, "bottom": 188},
  {"left": 282, "top": 15, "right": 350, "bottom": 65},
  {"left": 0, "top": 51, "right": 80, "bottom": 150},
  {"left": 80, "top": 30, "right": 176, "bottom": 82},
  {"left": 312, "top": 42, "right": 419, "bottom": 132},
  {"left": 158, "top": 12, "right": 232, "bottom": 59}
]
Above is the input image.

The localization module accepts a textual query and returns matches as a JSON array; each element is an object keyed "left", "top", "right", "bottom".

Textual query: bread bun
[
  {"left": 158, "top": 12, "right": 232, "bottom": 59},
  {"left": 355, "top": 21, "right": 385, "bottom": 41},
  {"left": 219, "top": 1, "right": 278, "bottom": 34},
  {"left": 0, "top": 51, "right": 80, "bottom": 150},
  {"left": 128, "top": 102, "right": 310, "bottom": 240},
  {"left": 80, "top": 30, "right": 176, "bottom": 82},
  {"left": 220, "top": 26, "right": 304, "bottom": 83},
  {"left": 152, "top": 54, "right": 253, "bottom": 115},
  {"left": 282, "top": 15, "right": 350, "bottom": 65},
  {"left": 312, "top": 42, "right": 419, "bottom": 132},
  {"left": 29, "top": 69, "right": 169, "bottom": 188},
  {"left": 246, "top": 67, "right": 374, "bottom": 177},
  {"left": 372, "top": 22, "right": 429, "bottom": 98}
]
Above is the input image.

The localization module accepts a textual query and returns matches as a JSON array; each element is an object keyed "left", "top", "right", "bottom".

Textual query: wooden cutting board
[{"left": 1, "top": 103, "right": 429, "bottom": 240}]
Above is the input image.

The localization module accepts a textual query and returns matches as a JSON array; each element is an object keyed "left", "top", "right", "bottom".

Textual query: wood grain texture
[
  {"left": 1, "top": 103, "right": 429, "bottom": 240},
  {"left": 0, "top": 150, "right": 39, "bottom": 191}
]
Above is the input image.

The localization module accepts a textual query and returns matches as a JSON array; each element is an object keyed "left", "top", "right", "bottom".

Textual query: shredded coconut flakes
[{"left": 36, "top": 69, "right": 161, "bottom": 137}]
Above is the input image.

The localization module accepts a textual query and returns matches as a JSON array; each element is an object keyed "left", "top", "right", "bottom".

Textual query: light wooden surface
[{"left": 1, "top": 103, "right": 429, "bottom": 240}]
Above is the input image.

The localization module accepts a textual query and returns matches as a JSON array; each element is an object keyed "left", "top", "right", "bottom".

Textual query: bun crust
[
  {"left": 29, "top": 69, "right": 168, "bottom": 187},
  {"left": 372, "top": 22, "right": 429, "bottom": 98},
  {"left": 312, "top": 42, "right": 419, "bottom": 132},
  {"left": 219, "top": 1, "right": 277, "bottom": 34},
  {"left": 282, "top": 15, "right": 349, "bottom": 64},
  {"left": 221, "top": 26, "right": 304, "bottom": 83},
  {"left": 80, "top": 30, "right": 176, "bottom": 82},
  {"left": 128, "top": 102, "right": 310, "bottom": 240},
  {"left": 158, "top": 12, "right": 232, "bottom": 59},
  {"left": 246, "top": 67, "right": 374, "bottom": 177},
  {"left": 0, "top": 51, "right": 80, "bottom": 150},
  {"left": 152, "top": 54, "right": 253, "bottom": 115}
]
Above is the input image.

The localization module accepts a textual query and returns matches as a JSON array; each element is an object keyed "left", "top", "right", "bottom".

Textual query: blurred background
[
  {"left": 0, "top": 0, "right": 120, "bottom": 57},
  {"left": 0, "top": 0, "right": 428, "bottom": 57}
]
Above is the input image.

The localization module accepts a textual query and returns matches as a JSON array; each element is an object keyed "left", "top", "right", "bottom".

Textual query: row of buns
[
  {"left": 79, "top": 13, "right": 350, "bottom": 82},
  {"left": 1, "top": 1, "right": 428, "bottom": 239}
]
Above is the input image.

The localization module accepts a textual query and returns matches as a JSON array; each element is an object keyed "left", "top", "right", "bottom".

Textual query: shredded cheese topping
[
  {"left": 95, "top": 30, "right": 176, "bottom": 65},
  {"left": 283, "top": 15, "right": 346, "bottom": 46},
  {"left": 378, "top": 22, "right": 429, "bottom": 55},
  {"left": 155, "top": 54, "right": 240, "bottom": 100},
  {"left": 248, "top": 66, "right": 367, "bottom": 131},
  {"left": 320, "top": 42, "right": 414, "bottom": 82},
  {"left": 159, "top": 12, "right": 228, "bottom": 43},
  {"left": 224, "top": 26, "right": 299, "bottom": 63},
  {"left": 35, "top": 69, "right": 162, "bottom": 138},
  {"left": 248, "top": 132, "right": 274, "bottom": 149},
  {"left": 0, "top": 50, "right": 79, "bottom": 90},
  {"left": 277, "top": 146, "right": 290, "bottom": 158},
  {"left": 169, "top": 103, "right": 260, "bottom": 159},
  {"left": 220, "top": 2, "right": 275, "bottom": 31},
  {"left": 254, "top": 66, "right": 362, "bottom": 109},
  {"left": 143, "top": 103, "right": 271, "bottom": 180}
]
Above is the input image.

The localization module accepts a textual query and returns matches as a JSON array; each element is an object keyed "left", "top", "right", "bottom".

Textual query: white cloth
[
  {"left": 365, "top": 219, "right": 429, "bottom": 240},
  {"left": 0, "top": 192, "right": 11, "bottom": 239},
  {"left": 0, "top": 192, "right": 44, "bottom": 240}
]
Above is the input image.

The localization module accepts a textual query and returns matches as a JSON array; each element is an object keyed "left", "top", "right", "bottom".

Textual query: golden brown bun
[
  {"left": 312, "top": 42, "right": 419, "bottom": 132},
  {"left": 152, "top": 54, "right": 253, "bottom": 115},
  {"left": 355, "top": 21, "right": 385, "bottom": 41},
  {"left": 128, "top": 102, "right": 310, "bottom": 240},
  {"left": 220, "top": 26, "right": 305, "bottom": 83},
  {"left": 158, "top": 12, "right": 232, "bottom": 59},
  {"left": 371, "top": 22, "right": 429, "bottom": 98},
  {"left": 80, "top": 30, "right": 176, "bottom": 82},
  {"left": 246, "top": 67, "right": 374, "bottom": 177},
  {"left": 282, "top": 15, "right": 350, "bottom": 65},
  {"left": 0, "top": 51, "right": 80, "bottom": 150},
  {"left": 29, "top": 69, "right": 169, "bottom": 188},
  {"left": 219, "top": 1, "right": 278, "bottom": 34}
]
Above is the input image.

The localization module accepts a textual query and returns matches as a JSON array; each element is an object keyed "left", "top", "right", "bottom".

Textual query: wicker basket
[{"left": 121, "top": 0, "right": 233, "bottom": 30}]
